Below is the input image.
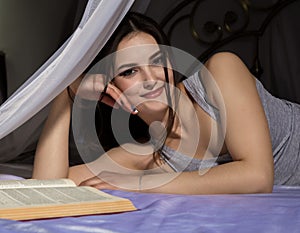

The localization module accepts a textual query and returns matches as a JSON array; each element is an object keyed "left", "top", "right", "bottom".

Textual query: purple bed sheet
[{"left": 0, "top": 175, "right": 300, "bottom": 233}]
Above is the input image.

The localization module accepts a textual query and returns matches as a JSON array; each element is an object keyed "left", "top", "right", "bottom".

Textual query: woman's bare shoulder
[
  {"left": 204, "top": 52, "right": 244, "bottom": 67},
  {"left": 203, "top": 51, "right": 255, "bottom": 89}
]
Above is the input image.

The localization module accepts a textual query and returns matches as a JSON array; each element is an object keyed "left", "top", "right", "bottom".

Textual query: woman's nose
[
  {"left": 142, "top": 66, "right": 160, "bottom": 90},
  {"left": 143, "top": 80, "right": 157, "bottom": 90}
]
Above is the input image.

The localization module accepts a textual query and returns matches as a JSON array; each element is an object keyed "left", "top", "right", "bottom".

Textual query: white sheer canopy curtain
[{"left": 0, "top": 0, "right": 135, "bottom": 140}]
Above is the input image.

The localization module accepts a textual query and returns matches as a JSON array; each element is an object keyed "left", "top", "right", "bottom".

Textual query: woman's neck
[
  {"left": 164, "top": 83, "right": 201, "bottom": 154},
  {"left": 137, "top": 82, "right": 200, "bottom": 153}
]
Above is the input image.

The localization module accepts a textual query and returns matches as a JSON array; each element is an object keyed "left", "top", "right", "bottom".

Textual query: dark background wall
[
  {"left": 0, "top": 0, "right": 86, "bottom": 96},
  {"left": 145, "top": 0, "right": 300, "bottom": 103}
]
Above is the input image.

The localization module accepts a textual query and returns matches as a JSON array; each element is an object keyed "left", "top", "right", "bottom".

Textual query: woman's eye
[
  {"left": 119, "top": 69, "right": 136, "bottom": 77},
  {"left": 152, "top": 56, "right": 164, "bottom": 66}
]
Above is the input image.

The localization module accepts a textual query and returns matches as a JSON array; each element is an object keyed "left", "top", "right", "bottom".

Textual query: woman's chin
[{"left": 138, "top": 101, "right": 170, "bottom": 115}]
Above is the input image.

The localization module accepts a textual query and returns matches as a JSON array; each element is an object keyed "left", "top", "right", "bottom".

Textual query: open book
[{"left": 0, "top": 178, "right": 136, "bottom": 220}]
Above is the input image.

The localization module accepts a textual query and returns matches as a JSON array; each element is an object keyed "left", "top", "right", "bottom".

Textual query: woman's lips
[{"left": 141, "top": 86, "right": 164, "bottom": 99}]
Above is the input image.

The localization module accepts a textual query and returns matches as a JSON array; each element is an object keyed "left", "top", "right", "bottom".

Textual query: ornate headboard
[{"left": 158, "top": 0, "right": 300, "bottom": 102}]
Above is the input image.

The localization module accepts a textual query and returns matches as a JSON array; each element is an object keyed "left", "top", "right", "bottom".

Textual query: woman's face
[{"left": 112, "top": 32, "right": 174, "bottom": 116}]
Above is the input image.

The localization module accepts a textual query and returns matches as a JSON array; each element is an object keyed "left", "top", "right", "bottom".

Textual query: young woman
[{"left": 32, "top": 12, "right": 300, "bottom": 194}]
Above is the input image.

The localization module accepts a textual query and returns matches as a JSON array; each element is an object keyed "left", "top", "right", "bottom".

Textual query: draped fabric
[
  {"left": 0, "top": 0, "right": 134, "bottom": 140},
  {"left": 0, "top": 0, "right": 138, "bottom": 176}
]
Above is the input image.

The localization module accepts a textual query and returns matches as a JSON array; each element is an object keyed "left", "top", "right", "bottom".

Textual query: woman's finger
[
  {"left": 105, "top": 84, "right": 128, "bottom": 110},
  {"left": 72, "top": 74, "right": 138, "bottom": 114},
  {"left": 79, "top": 174, "right": 118, "bottom": 190},
  {"left": 106, "top": 84, "right": 137, "bottom": 114},
  {"left": 100, "top": 94, "right": 120, "bottom": 109},
  {"left": 79, "top": 176, "right": 103, "bottom": 187},
  {"left": 91, "top": 182, "right": 117, "bottom": 190},
  {"left": 73, "top": 74, "right": 107, "bottom": 100}
]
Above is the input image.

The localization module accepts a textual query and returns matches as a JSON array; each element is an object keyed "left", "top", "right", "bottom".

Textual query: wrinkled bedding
[{"left": 0, "top": 175, "right": 299, "bottom": 233}]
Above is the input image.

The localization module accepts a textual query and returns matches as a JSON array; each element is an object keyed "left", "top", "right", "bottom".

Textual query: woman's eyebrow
[
  {"left": 117, "top": 63, "right": 138, "bottom": 71},
  {"left": 116, "top": 50, "right": 162, "bottom": 71}
]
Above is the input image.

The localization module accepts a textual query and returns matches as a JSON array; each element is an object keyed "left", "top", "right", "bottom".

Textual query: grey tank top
[{"left": 160, "top": 72, "right": 300, "bottom": 186}]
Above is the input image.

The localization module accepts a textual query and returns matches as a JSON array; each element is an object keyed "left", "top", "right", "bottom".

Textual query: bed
[
  {"left": 1, "top": 0, "right": 300, "bottom": 232},
  {"left": 0, "top": 174, "right": 300, "bottom": 232}
]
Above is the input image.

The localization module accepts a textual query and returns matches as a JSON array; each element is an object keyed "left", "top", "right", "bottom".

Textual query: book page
[
  {"left": 0, "top": 186, "right": 120, "bottom": 209},
  {"left": 0, "top": 178, "right": 75, "bottom": 189}
]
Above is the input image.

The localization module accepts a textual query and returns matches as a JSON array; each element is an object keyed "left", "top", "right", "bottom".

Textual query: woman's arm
[
  {"left": 68, "top": 143, "right": 162, "bottom": 186},
  {"left": 32, "top": 73, "right": 137, "bottom": 179},
  {"left": 148, "top": 52, "right": 274, "bottom": 194},
  {"left": 204, "top": 52, "right": 274, "bottom": 191},
  {"left": 32, "top": 92, "right": 154, "bottom": 183},
  {"left": 32, "top": 89, "right": 71, "bottom": 178}
]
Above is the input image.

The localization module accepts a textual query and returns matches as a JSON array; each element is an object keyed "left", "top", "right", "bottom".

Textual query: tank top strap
[{"left": 182, "top": 72, "right": 219, "bottom": 120}]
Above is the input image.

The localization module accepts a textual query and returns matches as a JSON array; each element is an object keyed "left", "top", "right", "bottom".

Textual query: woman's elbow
[{"left": 252, "top": 169, "right": 274, "bottom": 193}]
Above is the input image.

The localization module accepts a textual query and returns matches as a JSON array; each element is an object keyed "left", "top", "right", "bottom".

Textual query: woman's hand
[
  {"left": 79, "top": 171, "right": 142, "bottom": 191},
  {"left": 69, "top": 74, "right": 136, "bottom": 113}
]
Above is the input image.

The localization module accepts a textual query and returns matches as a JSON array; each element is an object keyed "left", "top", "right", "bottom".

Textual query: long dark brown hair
[{"left": 85, "top": 12, "right": 180, "bottom": 163}]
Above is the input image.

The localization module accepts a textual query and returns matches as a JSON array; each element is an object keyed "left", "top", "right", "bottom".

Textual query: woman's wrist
[
  {"left": 138, "top": 175, "right": 143, "bottom": 191},
  {"left": 67, "top": 85, "right": 96, "bottom": 109}
]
